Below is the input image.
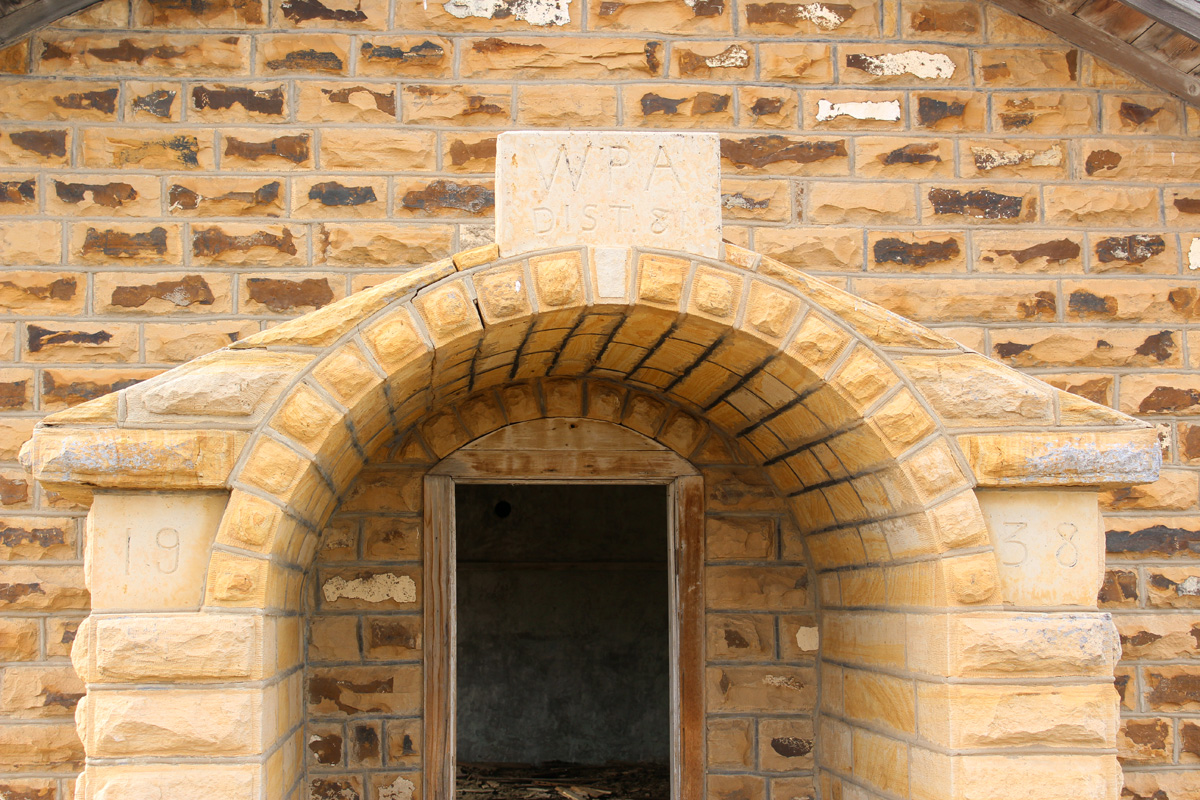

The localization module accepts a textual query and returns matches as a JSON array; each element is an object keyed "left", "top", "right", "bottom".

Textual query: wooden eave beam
[
  {"left": 0, "top": 0, "right": 100, "bottom": 50},
  {"left": 1118, "top": 0, "right": 1200, "bottom": 43},
  {"left": 991, "top": 0, "right": 1200, "bottom": 106}
]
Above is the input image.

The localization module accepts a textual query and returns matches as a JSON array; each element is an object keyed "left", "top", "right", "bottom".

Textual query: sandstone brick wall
[{"left": 1, "top": 0, "right": 1199, "bottom": 797}]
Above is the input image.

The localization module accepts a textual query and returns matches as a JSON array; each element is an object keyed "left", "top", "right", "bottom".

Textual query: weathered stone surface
[
  {"left": 909, "top": 611, "right": 1121, "bottom": 678},
  {"left": 516, "top": 84, "right": 617, "bottom": 126},
  {"left": 0, "top": 665, "right": 83, "bottom": 718},
  {"left": 126, "top": 351, "right": 307, "bottom": 420},
  {"left": 86, "top": 688, "right": 262, "bottom": 756},
  {"left": 756, "top": 227, "right": 863, "bottom": 271},
  {"left": 1045, "top": 185, "right": 1159, "bottom": 226},
  {"left": 868, "top": 230, "right": 965, "bottom": 272},
  {"left": 707, "top": 718, "right": 753, "bottom": 769},
  {"left": 38, "top": 34, "right": 248, "bottom": 76},
  {"left": 901, "top": 352, "right": 1053, "bottom": 427},
  {"left": 1119, "top": 717, "right": 1172, "bottom": 764},
  {"left": 357, "top": 36, "right": 451, "bottom": 76},
  {"left": 26, "top": 428, "right": 245, "bottom": 492},
  {"left": 1122, "top": 769, "right": 1200, "bottom": 800},
  {"left": 167, "top": 177, "right": 284, "bottom": 216},
  {"left": 1145, "top": 666, "right": 1200, "bottom": 711},
  {"left": 919, "top": 682, "right": 1116, "bottom": 748},
  {"left": 90, "top": 614, "right": 260, "bottom": 681},
  {"left": 308, "top": 665, "right": 420, "bottom": 715},
  {"left": 856, "top": 277, "right": 1056, "bottom": 322},
  {"left": 959, "top": 429, "right": 1160, "bottom": 488},
  {"left": 497, "top": 131, "right": 721, "bottom": 257},
  {"left": 402, "top": 84, "right": 511, "bottom": 125},
  {"left": 706, "top": 665, "right": 816, "bottom": 712},
  {"left": 0, "top": 618, "right": 38, "bottom": 660},
  {"left": 94, "top": 272, "right": 232, "bottom": 314},
  {"left": 0, "top": 516, "right": 76, "bottom": 561},
  {"left": 758, "top": 718, "right": 814, "bottom": 772},
  {"left": 1147, "top": 567, "right": 1200, "bottom": 609},
  {"left": 86, "top": 765, "right": 259, "bottom": 800},
  {"left": 0, "top": 723, "right": 83, "bottom": 771},
  {"left": 706, "top": 565, "right": 808, "bottom": 611},
  {"left": 298, "top": 82, "right": 397, "bottom": 123},
  {"left": 993, "top": 327, "right": 1176, "bottom": 368},
  {"left": 81, "top": 129, "right": 213, "bottom": 170}
]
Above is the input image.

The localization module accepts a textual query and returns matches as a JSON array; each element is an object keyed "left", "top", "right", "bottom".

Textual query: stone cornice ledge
[
  {"left": 958, "top": 428, "right": 1162, "bottom": 488},
  {"left": 21, "top": 427, "right": 246, "bottom": 494}
]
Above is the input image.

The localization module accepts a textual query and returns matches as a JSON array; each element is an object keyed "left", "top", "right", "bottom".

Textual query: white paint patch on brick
[
  {"left": 1179, "top": 576, "right": 1200, "bottom": 596},
  {"left": 379, "top": 776, "right": 416, "bottom": 800},
  {"left": 815, "top": 99, "right": 901, "bottom": 122},
  {"left": 704, "top": 45, "right": 750, "bottom": 69},
  {"left": 460, "top": 223, "right": 495, "bottom": 250},
  {"left": 721, "top": 193, "right": 768, "bottom": 211},
  {"left": 795, "top": 626, "right": 819, "bottom": 651},
  {"left": 762, "top": 674, "right": 806, "bottom": 691},
  {"left": 322, "top": 573, "right": 416, "bottom": 604},
  {"left": 780, "top": 2, "right": 848, "bottom": 28},
  {"left": 1189, "top": 237, "right": 1200, "bottom": 270},
  {"left": 443, "top": 0, "right": 570, "bottom": 26},
  {"left": 972, "top": 145, "right": 1063, "bottom": 171},
  {"left": 848, "top": 50, "right": 956, "bottom": 80}
]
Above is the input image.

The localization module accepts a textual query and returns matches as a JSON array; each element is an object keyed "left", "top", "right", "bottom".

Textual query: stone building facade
[{"left": 0, "top": 1, "right": 1198, "bottom": 800}]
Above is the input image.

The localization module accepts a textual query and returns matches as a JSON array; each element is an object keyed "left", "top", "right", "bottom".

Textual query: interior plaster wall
[{"left": 453, "top": 483, "right": 671, "bottom": 766}]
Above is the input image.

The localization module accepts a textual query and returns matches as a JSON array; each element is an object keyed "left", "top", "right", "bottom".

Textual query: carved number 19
[{"left": 124, "top": 527, "right": 181, "bottom": 575}]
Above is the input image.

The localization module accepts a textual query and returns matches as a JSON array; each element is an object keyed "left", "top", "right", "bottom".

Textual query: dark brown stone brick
[
  {"left": 400, "top": 180, "right": 493, "bottom": 214},
  {"left": 1100, "top": 569, "right": 1138, "bottom": 607},
  {"left": 245, "top": 277, "right": 333, "bottom": 312},
  {"left": 721, "top": 136, "right": 846, "bottom": 169},
  {"left": 1108, "top": 521, "right": 1200, "bottom": 558}
]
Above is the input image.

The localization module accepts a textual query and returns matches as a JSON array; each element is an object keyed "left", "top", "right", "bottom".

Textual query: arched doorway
[{"left": 31, "top": 238, "right": 1155, "bottom": 800}]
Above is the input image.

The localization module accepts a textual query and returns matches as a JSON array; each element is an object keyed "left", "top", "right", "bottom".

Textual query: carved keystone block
[
  {"left": 496, "top": 131, "right": 721, "bottom": 258},
  {"left": 978, "top": 489, "right": 1103, "bottom": 607}
]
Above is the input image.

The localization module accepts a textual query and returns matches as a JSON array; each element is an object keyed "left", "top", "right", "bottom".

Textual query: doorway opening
[{"left": 454, "top": 483, "right": 671, "bottom": 800}]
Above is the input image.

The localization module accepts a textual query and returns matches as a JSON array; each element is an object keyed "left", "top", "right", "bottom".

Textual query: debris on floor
[{"left": 456, "top": 763, "right": 670, "bottom": 800}]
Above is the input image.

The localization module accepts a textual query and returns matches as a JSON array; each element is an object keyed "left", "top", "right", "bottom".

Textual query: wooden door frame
[{"left": 422, "top": 445, "right": 705, "bottom": 800}]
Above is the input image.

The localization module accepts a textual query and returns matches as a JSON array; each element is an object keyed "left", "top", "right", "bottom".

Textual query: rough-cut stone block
[
  {"left": 909, "top": 611, "right": 1120, "bottom": 678},
  {"left": 707, "top": 718, "right": 753, "bottom": 769},
  {"left": 0, "top": 664, "right": 83, "bottom": 718},
  {"left": 0, "top": 722, "right": 83, "bottom": 771},
  {"left": 86, "top": 687, "right": 264, "bottom": 757},
  {"left": 26, "top": 428, "right": 245, "bottom": 492},
  {"left": 706, "top": 665, "right": 816, "bottom": 712},
  {"left": 959, "top": 429, "right": 1160, "bottom": 488},
  {"left": 496, "top": 131, "right": 721, "bottom": 257},
  {"left": 308, "top": 665, "right": 420, "bottom": 716},
  {"left": 86, "top": 765, "right": 260, "bottom": 800},
  {"left": 516, "top": 84, "right": 618, "bottom": 127},
  {"left": 918, "top": 681, "right": 1116, "bottom": 748},
  {"left": 90, "top": 614, "right": 261, "bottom": 682}
]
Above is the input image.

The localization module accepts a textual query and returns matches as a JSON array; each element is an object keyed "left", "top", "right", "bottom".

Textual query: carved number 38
[
  {"left": 1000, "top": 521, "right": 1079, "bottom": 568},
  {"left": 124, "top": 527, "right": 181, "bottom": 575}
]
